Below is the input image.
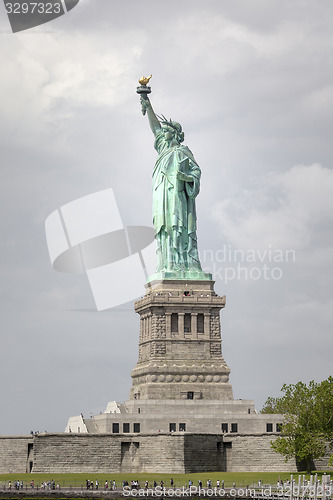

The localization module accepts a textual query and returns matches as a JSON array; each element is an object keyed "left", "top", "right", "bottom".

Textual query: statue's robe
[{"left": 152, "top": 129, "right": 202, "bottom": 272}]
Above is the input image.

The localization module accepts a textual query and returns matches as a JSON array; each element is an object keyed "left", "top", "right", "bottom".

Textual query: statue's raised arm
[
  {"left": 136, "top": 75, "right": 160, "bottom": 136},
  {"left": 141, "top": 97, "right": 161, "bottom": 136}
]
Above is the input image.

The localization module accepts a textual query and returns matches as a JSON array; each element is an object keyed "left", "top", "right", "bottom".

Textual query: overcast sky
[{"left": 1, "top": 0, "right": 332, "bottom": 435}]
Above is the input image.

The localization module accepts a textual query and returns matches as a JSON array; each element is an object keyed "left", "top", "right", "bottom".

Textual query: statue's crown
[
  {"left": 158, "top": 114, "right": 181, "bottom": 132},
  {"left": 157, "top": 115, "right": 184, "bottom": 143}
]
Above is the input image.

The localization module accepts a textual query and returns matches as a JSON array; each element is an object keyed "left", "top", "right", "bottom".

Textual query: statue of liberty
[{"left": 138, "top": 78, "right": 211, "bottom": 281}]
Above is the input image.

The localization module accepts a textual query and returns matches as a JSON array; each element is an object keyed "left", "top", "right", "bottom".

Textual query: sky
[{"left": 0, "top": 0, "right": 332, "bottom": 435}]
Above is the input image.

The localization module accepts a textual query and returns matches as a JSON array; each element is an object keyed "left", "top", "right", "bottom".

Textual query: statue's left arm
[
  {"left": 185, "top": 161, "right": 201, "bottom": 199},
  {"left": 177, "top": 154, "right": 201, "bottom": 199}
]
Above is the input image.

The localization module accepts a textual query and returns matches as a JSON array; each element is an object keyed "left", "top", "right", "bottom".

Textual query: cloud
[
  {"left": 0, "top": 31, "right": 144, "bottom": 123},
  {"left": 212, "top": 163, "right": 333, "bottom": 249}
]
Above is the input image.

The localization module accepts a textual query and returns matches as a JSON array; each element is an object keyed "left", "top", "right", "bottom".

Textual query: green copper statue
[{"left": 137, "top": 77, "right": 211, "bottom": 281}]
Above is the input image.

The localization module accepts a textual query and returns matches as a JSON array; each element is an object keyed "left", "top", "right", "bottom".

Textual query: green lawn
[{"left": 0, "top": 471, "right": 326, "bottom": 489}]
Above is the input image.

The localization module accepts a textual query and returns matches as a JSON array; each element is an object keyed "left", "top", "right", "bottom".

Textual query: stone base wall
[
  {"left": 223, "top": 434, "right": 297, "bottom": 472},
  {"left": 184, "top": 434, "right": 224, "bottom": 472},
  {"left": 1, "top": 433, "right": 331, "bottom": 474},
  {"left": 313, "top": 448, "right": 333, "bottom": 472},
  {"left": 0, "top": 436, "right": 33, "bottom": 474},
  {"left": 32, "top": 434, "right": 189, "bottom": 474},
  {"left": 33, "top": 434, "right": 121, "bottom": 473},
  {"left": 32, "top": 433, "right": 229, "bottom": 474},
  {"left": 131, "top": 434, "right": 187, "bottom": 473},
  {"left": 0, "top": 433, "right": 297, "bottom": 474}
]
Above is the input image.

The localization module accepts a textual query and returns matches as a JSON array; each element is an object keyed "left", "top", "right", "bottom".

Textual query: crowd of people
[
  {"left": 7, "top": 479, "right": 60, "bottom": 490},
  {"left": 7, "top": 480, "right": 23, "bottom": 490},
  {"left": 83, "top": 479, "right": 225, "bottom": 490},
  {"left": 110, "top": 479, "right": 226, "bottom": 490},
  {"left": 86, "top": 479, "right": 117, "bottom": 490},
  {"left": 39, "top": 480, "right": 59, "bottom": 490},
  {"left": 7, "top": 476, "right": 329, "bottom": 493}
]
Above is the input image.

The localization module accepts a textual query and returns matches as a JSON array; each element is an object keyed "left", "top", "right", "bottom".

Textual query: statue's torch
[{"left": 136, "top": 75, "right": 152, "bottom": 115}]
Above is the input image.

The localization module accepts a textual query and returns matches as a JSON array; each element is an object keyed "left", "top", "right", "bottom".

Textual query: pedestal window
[
  {"left": 197, "top": 313, "right": 204, "bottom": 333},
  {"left": 171, "top": 313, "right": 178, "bottom": 333},
  {"left": 184, "top": 313, "right": 191, "bottom": 333}
]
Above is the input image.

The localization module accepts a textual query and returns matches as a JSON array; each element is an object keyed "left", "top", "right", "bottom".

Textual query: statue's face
[{"left": 162, "top": 125, "right": 174, "bottom": 142}]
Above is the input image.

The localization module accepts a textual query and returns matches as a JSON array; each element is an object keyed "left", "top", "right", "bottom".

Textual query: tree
[{"left": 261, "top": 377, "right": 333, "bottom": 473}]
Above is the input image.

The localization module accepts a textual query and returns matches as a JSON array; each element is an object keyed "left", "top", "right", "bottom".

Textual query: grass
[{"left": 0, "top": 471, "right": 327, "bottom": 489}]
